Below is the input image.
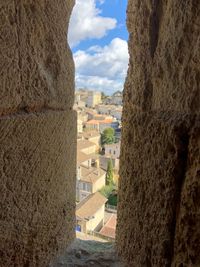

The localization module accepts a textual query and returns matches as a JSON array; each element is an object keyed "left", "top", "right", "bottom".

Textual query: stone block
[
  {"left": 117, "top": 112, "right": 195, "bottom": 266},
  {"left": 124, "top": 0, "right": 200, "bottom": 113},
  {"left": 0, "top": 110, "right": 76, "bottom": 267},
  {"left": 0, "top": 1, "right": 75, "bottom": 115}
]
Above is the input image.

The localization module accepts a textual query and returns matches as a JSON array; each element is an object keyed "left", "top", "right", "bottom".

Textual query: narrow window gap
[{"left": 51, "top": 0, "right": 129, "bottom": 265}]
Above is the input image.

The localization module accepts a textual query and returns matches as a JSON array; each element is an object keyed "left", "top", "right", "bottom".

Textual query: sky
[{"left": 68, "top": 0, "right": 129, "bottom": 95}]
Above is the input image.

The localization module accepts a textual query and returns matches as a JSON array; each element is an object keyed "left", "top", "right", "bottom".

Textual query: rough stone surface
[
  {"left": 50, "top": 235, "right": 125, "bottom": 267},
  {"left": 0, "top": 1, "right": 76, "bottom": 266},
  {"left": 0, "top": 111, "right": 76, "bottom": 267},
  {"left": 172, "top": 119, "right": 200, "bottom": 267},
  {"left": 117, "top": 0, "right": 200, "bottom": 266},
  {"left": 0, "top": 1, "right": 75, "bottom": 116}
]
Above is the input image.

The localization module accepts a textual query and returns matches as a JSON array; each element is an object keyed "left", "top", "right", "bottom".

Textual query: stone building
[
  {"left": 86, "top": 91, "right": 102, "bottom": 108},
  {"left": 76, "top": 192, "right": 107, "bottom": 233},
  {"left": 104, "top": 142, "right": 121, "bottom": 159},
  {"left": 82, "top": 130, "right": 101, "bottom": 151},
  {"left": 77, "top": 140, "right": 97, "bottom": 155},
  {"left": 76, "top": 165, "right": 106, "bottom": 202}
]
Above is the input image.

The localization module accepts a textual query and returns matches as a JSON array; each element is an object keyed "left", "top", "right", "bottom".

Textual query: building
[
  {"left": 96, "top": 105, "right": 122, "bottom": 121},
  {"left": 111, "top": 91, "right": 123, "bottom": 105},
  {"left": 99, "top": 156, "right": 119, "bottom": 172},
  {"left": 93, "top": 114, "right": 113, "bottom": 121},
  {"left": 77, "top": 151, "right": 92, "bottom": 169},
  {"left": 99, "top": 120, "right": 119, "bottom": 133},
  {"left": 110, "top": 107, "right": 122, "bottom": 121},
  {"left": 82, "top": 131, "right": 101, "bottom": 151},
  {"left": 76, "top": 192, "right": 107, "bottom": 233},
  {"left": 76, "top": 109, "right": 88, "bottom": 123},
  {"left": 77, "top": 139, "right": 97, "bottom": 155},
  {"left": 76, "top": 165, "right": 106, "bottom": 201},
  {"left": 84, "top": 119, "right": 119, "bottom": 133},
  {"left": 75, "top": 89, "right": 90, "bottom": 103},
  {"left": 85, "top": 109, "right": 98, "bottom": 120},
  {"left": 74, "top": 100, "right": 86, "bottom": 108},
  {"left": 96, "top": 104, "right": 112, "bottom": 115},
  {"left": 115, "top": 128, "right": 121, "bottom": 142},
  {"left": 77, "top": 119, "right": 83, "bottom": 133},
  {"left": 99, "top": 214, "right": 117, "bottom": 240},
  {"left": 104, "top": 142, "right": 121, "bottom": 158},
  {"left": 86, "top": 91, "right": 102, "bottom": 108}
]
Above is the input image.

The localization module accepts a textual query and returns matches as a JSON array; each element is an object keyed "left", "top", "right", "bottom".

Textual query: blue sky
[{"left": 68, "top": 0, "right": 129, "bottom": 95}]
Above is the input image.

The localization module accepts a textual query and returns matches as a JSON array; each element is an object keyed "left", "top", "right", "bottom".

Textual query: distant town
[{"left": 74, "top": 88, "right": 123, "bottom": 241}]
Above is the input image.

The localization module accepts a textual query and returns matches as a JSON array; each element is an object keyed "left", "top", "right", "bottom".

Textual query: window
[
  {"left": 82, "top": 183, "right": 86, "bottom": 191},
  {"left": 82, "top": 182, "right": 91, "bottom": 192}
]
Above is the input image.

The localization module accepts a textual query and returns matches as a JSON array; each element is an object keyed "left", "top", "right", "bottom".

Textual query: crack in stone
[{"left": 170, "top": 126, "right": 190, "bottom": 264}]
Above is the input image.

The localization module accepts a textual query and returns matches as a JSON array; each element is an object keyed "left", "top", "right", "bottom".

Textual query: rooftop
[
  {"left": 76, "top": 192, "right": 107, "bottom": 220},
  {"left": 85, "top": 119, "right": 114, "bottom": 125},
  {"left": 77, "top": 151, "right": 92, "bottom": 166},
  {"left": 77, "top": 140, "right": 96, "bottom": 150},
  {"left": 82, "top": 130, "right": 100, "bottom": 139},
  {"left": 85, "top": 109, "right": 98, "bottom": 115},
  {"left": 104, "top": 142, "right": 121, "bottom": 148},
  {"left": 80, "top": 165, "right": 106, "bottom": 184},
  {"left": 99, "top": 214, "right": 117, "bottom": 239}
]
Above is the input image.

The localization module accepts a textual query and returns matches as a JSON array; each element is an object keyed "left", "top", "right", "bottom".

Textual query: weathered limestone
[
  {"left": 0, "top": 111, "right": 76, "bottom": 267},
  {"left": 0, "top": 1, "right": 75, "bottom": 115},
  {"left": 117, "top": 1, "right": 200, "bottom": 266},
  {"left": 0, "top": 1, "right": 76, "bottom": 266}
]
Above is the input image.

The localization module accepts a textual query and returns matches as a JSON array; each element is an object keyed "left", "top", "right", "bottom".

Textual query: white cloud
[
  {"left": 68, "top": 0, "right": 117, "bottom": 47},
  {"left": 74, "top": 38, "right": 129, "bottom": 95},
  {"left": 97, "top": 0, "right": 105, "bottom": 4},
  {"left": 76, "top": 75, "right": 123, "bottom": 95}
]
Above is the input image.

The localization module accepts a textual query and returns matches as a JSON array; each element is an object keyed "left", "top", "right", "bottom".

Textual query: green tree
[
  {"left": 108, "top": 193, "right": 118, "bottom": 206},
  {"left": 101, "top": 128, "right": 115, "bottom": 145},
  {"left": 99, "top": 184, "right": 113, "bottom": 198},
  {"left": 106, "top": 159, "right": 114, "bottom": 185}
]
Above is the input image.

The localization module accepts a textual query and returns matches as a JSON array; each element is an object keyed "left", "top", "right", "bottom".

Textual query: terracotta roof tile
[{"left": 99, "top": 214, "right": 117, "bottom": 239}]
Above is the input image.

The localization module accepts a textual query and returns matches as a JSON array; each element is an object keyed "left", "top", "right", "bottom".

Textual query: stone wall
[
  {"left": 0, "top": 1, "right": 76, "bottom": 266},
  {"left": 117, "top": 1, "right": 200, "bottom": 266}
]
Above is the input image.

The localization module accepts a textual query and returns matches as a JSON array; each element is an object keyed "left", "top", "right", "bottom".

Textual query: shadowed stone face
[{"left": 117, "top": 0, "right": 200, "bottom": 266}]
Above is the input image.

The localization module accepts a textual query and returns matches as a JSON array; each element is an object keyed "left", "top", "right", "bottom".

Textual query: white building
[
  {"left": 104, "top": 142, "right": 121, "bottom": 159},
  {"left": 76, "top": 192, "right": 107, "bottom": 233},
  {"left": 77, "top": 119, "right": 83, "bottom": 133},
  {"left": 111, "top": 91, "right": 123, "bottom": 105},
  {"left": 86, "top": 91, "right": 102, "bottom": 108},
  {"left": 76, "top": 165, "right": 106, "bottom": 201}
]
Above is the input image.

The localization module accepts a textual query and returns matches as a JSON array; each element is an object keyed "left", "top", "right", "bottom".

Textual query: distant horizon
[{"left": 75, "top": 88, "right": 123, "bottom": 96}]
